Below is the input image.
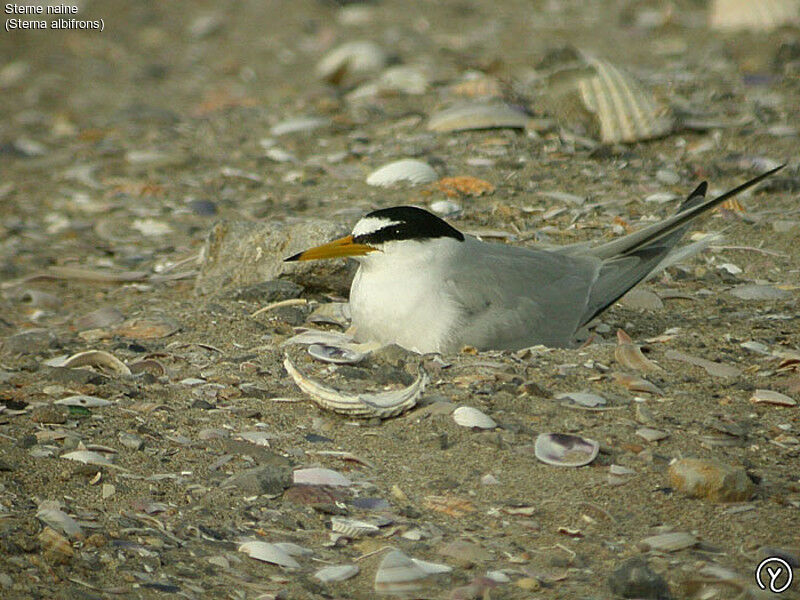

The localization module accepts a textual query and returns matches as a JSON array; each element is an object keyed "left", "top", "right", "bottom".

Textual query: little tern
[{"left": 286, "top": 166, "right": 783, "bottom": 353}]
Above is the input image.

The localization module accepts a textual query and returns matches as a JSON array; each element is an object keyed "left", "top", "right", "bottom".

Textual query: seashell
[
  {"left": 283, "top": 329, "right": 356, "bottom": 347},
  {"left": 238, "top": 541, "right": 300, "bottom": 568},
  {"left": 615, "top": 330, "right": 663, "bottom": 373},
  {"left": 316, "top": 40, "right": 388, "bottom": 84},
  {"left": 39, "top": 527, "right": 74, "bottom": 564},
  {"left": 452, "top": 406, "right": 497, "bottom": 429},
  {"left": 315, "top": 564, "right": 360, "bottom": 583},
  {"left": 751, "top": 389, "right": 796, "bottom": 407},
  {"left": 36, "top": 503, "right": 83, "bottom": 538},
  {"left": 729, "top": 284, "right": 791, "bottom": 301},
  {"left": 234, "top": 431, "right": 273, "bottom": 446},
  {"left": 427, "top": 102, "right": 530, "bottom": 132},
  {"left": 534, "top": 433, "right": 599, "bottom": 467},
  {"left": 308, "top": 302, "right": 351, "bottom": 327},
  {"left": 331, "top": 516, "right": 380, "bottom": 537},
  {"left": 612, "top": 372, "right": 664, "bottom": 396},
  {"left": 543, "top": 53, "right": 673, "bottom": 143},
  {"left": 293, "top": 467, "right": 352, "bottom": 487},
  {"left": 308, "top": 343, "right": 367, "bottom": 364},
  {"left": 709, "top": 0, "right": 800, "bottom": 32},
  {"left": 61, "top": 450, "right": 126, "bottom": 471},
  {"left": 270, "top": 117, "right": 330, "bottom": 136},
  {"left": 555, "top": 391, "right": 607, "bottom": 407},
  {"left": 366, "top": 159, "right": 438, "bottom": 187},
  {"left": 74, "top": 306, "right": 125, "bottom": 330},
  {"left": 347, "top": 65, "right": 428, "bottom": 100},
  {"left": 53, "top": 395, "right": 113, "bottom": 408},
  {"left": 664, "top": 349, "right": 740, "bottom": 378},
  {"left": 273, "top": 542, "right": 313, "bottom": 557},
  {"left": 283, "top": 356, "right": 426, "bottom": 418},
  {"left": 639, "top": 531, "right": 697, "bottom": 552},
  {"left": 636, "top": 427, "right": 669, "bottom": 442},
  {"left": 374, "top": 549, "right": 451, "bottom": 595},
  {"left": 57, "top": 349, "right": 132, "bottom": 377}
]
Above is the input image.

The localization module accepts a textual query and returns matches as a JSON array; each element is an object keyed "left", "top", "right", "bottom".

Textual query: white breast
[{"left": 348, "top": 239, "right": 463, "bottom": 353}]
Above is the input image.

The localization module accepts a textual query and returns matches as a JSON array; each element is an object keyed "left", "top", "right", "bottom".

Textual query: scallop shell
[
  {"left": 452, "top": 406, "right": 497, "bottom": 429},
  {"left": 544, "top": 53, "right": 673, "bottom": 143},
  {"left": 427, "top": 102, "right": 530, "bottom": 132},
  {"left": 238, "top": 541, "right": 300, "bottom": 568},
  {"left": 534, "top": 433, "right": 599, "bottom": 467},
  {"left": 331, "top": 516, "right": 380, "bottom": 537},
  {"left": 308, "top": 343, "right": 367, "bottom": 364},
  {"left": 709, "top": 0, "right": 800, "bottom": 31},
  {"left": 283, "top": 356, "right": 426, "bottom": 418},
  {"left": 316, "top": 40, "right": 388, "bottom": 84},
  {"left": 366, "top": 159, "right": 438, "bottom": 187}
]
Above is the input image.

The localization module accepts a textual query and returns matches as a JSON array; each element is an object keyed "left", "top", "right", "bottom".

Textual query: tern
[{"left": 286, "top": 166, "right": 782, "bottom": 353}]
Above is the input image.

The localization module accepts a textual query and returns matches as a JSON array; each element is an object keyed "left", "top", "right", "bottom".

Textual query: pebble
[
  {"left": 222, "top": 464, "right": 292, "bottom": 496},
  {"left": 668, "top": 458, "right": 754, "bottom": 502},
  {"left": 608, "top": 557, "right": 672, "bottom": 599}
]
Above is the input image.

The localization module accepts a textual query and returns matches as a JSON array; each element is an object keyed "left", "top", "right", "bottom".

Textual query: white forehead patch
[{"left": 352, "top": 216, "right": 400, "bottom": 237}]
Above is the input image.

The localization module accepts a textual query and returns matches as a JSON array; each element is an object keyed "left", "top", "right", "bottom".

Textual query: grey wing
[{"left": 443, "top": 238, "right": 601, "bottom": 350}]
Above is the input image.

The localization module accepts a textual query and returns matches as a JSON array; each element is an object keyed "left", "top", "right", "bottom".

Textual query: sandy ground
[{"left": 1, "top": 1, "right": 800, "bottom": 599}]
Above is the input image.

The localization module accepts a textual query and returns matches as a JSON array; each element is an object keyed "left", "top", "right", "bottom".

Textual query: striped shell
[
  {"left": 709, "top": 0, "right": 800, "bottom": 31},
  {"left": 428, "top": 102, "right": 530, "bottom": 132}
]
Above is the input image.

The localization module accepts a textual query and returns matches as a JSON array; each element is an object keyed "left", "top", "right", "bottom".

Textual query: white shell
[
  {"left": 452, "top": 406, "right": 497, "bottom": 430},
  {"left": 331, "top": 516, "right": 380, "bottom": 537},
  {"left": 374, "top": 549, "right": 451, "bottom": 594},
  {"left": 430, "top": 200, "right": 462, "bottom": 217},
  {"left": 308, "top": 343, "right": 367, "bottom": 364},
  {"left": 36, "top": 504, "right": 83, "bottom": 538},
  {"left": 238, "top": 541, "right": 300, "bottom": 568},
  {"left": 640, "top": 531, "right": 698, "bottom": 552},
  {"left": 283, "top": 356, "right": 426, "bottom": 418},
  {"left": 293, "top": 467, "right": 352, "bottom": 487},
  {"left": 270, "top": 117, "right": 330, "bottom": 136},
  {"left": 283, "top": 329, "right": 356, "bottom": 347},
  {"left": 428, "top": 103, "right": 530, "bottom": 132},
  {"left": 58, "top": 350, "right": 132, "bottom": 377},
  {"left": 314, "top": 564, "right": 360, "bottom": 583},
  {"left": 61, "top": 450, "right": 126, "bottom": 470},
  {"left": 53, "top": 395, "right": 113, "bottom": 407},
  {"left": 366, "top": 159, "right": 438, "bottom": 187},
  {"left": 534, "top": 433, "right": 599, "bottom": 467},
  {"left": 316, "top": 40, "right": 388, "bottom": 82}
]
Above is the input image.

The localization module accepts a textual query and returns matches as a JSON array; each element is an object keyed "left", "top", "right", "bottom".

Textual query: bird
[{"left": 285, "top": 166, "right": 783, "bottom": 354}]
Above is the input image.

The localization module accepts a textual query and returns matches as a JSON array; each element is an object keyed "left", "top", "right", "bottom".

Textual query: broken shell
[
  {"left": 636, "top": 427, "right": 669, "bottom": 443},
  {"left": 751, "top": 389, "right": 797, "bottom": 407},
  {"left": 283, "top": 356, "right": 426, "bottom": 418},
  {"left": 53, "top": 395, "right": 114, "bottom": 408},
  {"left": 452, "top": 406, "right": 497, "bottom": 429},
  {"left": 37, "top": 503, "right": 83, "bottom": 538},
  {"left": 270, "top": 116, "right": 330, "bottom": 136},
  {"left": 615, "top": 330, "right": 663, "bottom": 373},
  {"left": 534, "top": 433, "right": 599, "bottom": 467},
  {"left": 308, "top": 302, "right": 351, "bottom": 327},
  {"left": 709, "top": 0, "right": 800, "bottom": 32},
  {"left": 283, "top": 329, "right": 356, "bottom": 347},
  {"left": 293, "top": 467, "right": 352, "bottom": 487},
  {"left": 427, "top": 102, "right": 530, "bottom": 132},
  {"left": 374, "top": 549, "right": 451, "bottom": 595},
  {"left": 331, "top": 516, "right": 380, "bottom": 537},
  {"left": 612, "top": 372, "right": 664, "bottom": 395},
  {"left": 57, "top": 349, "right": 132, "bottom": 377},
  {"left": 308, "top": 343, "right": 367, "bottom": 364},
  {"left": 555, "top": 391, "right": 607, "bottom": 407},
  {"left": 316, "top": 40, "right": 388, "bottom": 84},
  {"left": 366, "top": 159, "right": 438, "bottom": 187},
  {"left": 61, "top": 450, "right": 126, "bottom": 471},
  {"left": 238, "top": 541, "right": 300, "bottom": 568},
  {"left": 664, "top": 349, "right": 741, "bottom": 378},
  {"left": 315, "top": 564, "right": 360, "bottom": 583}
]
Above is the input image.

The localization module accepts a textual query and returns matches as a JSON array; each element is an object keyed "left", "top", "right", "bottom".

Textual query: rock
[
  {"left": 668, "top": 458, "right": 755, "bottom": 502},
  {"left": 195, "top": 220, "right": 354, "bottom": 296},
  {"left": 608, "top": 557, "right": 671, "bottom": 599},
  {"left": 2, "top": 328, "right": 58, "bottom": 355},
  {"left": 222, "top": 464, "right": 292, "bottom": 496}
]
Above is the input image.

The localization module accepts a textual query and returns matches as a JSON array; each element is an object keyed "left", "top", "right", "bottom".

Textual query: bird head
[{"left": 284, "top": 206, "right": 464, "bottom": 263}]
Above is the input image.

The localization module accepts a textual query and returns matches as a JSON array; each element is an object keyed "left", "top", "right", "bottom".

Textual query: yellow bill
[{"left": 284, "top": 235, "right": 377, "bottom": 262}]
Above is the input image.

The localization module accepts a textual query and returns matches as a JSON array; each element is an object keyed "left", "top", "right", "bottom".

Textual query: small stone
[
  {"left": 222, "top": 464, "right": 292, "bottom": 496},
  {"left": 608, "top": 557, "right": 671, "bottom": 599},
  {"left": 668, "top": 458, "right": 754, "bottom": 502},
  {"left": 30, "top": 406, "right": 68, "bottom": 424},
  {"left": 2, "top": 328, "right": 58, "bottom": 355}
]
